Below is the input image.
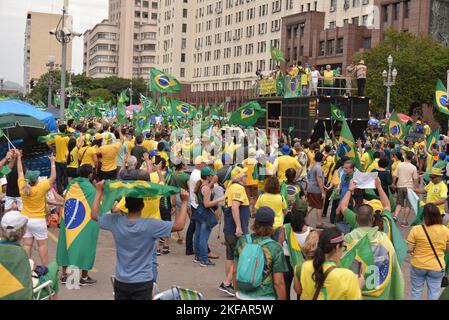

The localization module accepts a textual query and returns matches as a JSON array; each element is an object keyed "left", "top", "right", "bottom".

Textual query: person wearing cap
[
  {"left": 307, "top": 152, "right": 326, "bottom": 229},
  {"left": 415, "top": 167, "right": 448, "bottom": 216},
  {"left": 233, "top": 206, "right": 288, "bottom": 300},
  {"left": 191, "top": 167, "right": 225, "bottom": 267},
  {"left": 219, "top": 166, "right": 250, "bottom": 296},
  {"left": 282, "top": 199, "right": 312, "bottom": 299},
  {"left": 79, "top": 132, "right": 99, "bottom": 172},
  {"left": 273, "top": 144, "right": 302, "bottom": 183},
  {"left": 0, "top": 210, "right": 33, "bottom": 300},
  {"left": 16, "top": 150, "right": 56, "bottom": 267},
  {"left": 185, "top": 155, "right": 208, "bottom": 256},
  {"left": 54, "top": 124, "right": 70, "bottom": 195},
  {"left": 242, "top": 148, "right": 259, "bottom": 216},
  {"left": 98, "top": 128, "right": 124, "bottom": 181},
  {"left": 299, "top": 227, "right": 363, "bottom": 300},
  {"left": 393, "top": 151, "right": 418, "bottom": 226},
  {"left": 355, "top": 60, "right": 367, "bottom": 97}
]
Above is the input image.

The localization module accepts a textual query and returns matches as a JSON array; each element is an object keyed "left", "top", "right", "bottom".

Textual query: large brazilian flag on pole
[
  {"left": 150, "top": 68, "right": 181, "bottom": 94},
  {"left": 56, "top": 177, "right": 98, "bottom": 270},
  {"left": 336, "top": 119, "right": 361, "bottom": 169}
]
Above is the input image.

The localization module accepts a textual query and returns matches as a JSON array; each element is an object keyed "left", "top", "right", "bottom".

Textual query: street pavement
[{"left": 33, "top": 210, "right": 432, "bottom": 300}]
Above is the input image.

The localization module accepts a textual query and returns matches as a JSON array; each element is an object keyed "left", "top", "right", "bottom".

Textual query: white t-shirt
[
  {"left": 311, "top": 70, "right": 320, "bottom": 83},
  {"left": 189, "top": 168, "right": 201, "bottom": 208},
  {"left": 393, "top": 161, "right": 418, "bottom": 188},
  {"left": 283, "top": 226, "right": 311, "bottom": 256}
]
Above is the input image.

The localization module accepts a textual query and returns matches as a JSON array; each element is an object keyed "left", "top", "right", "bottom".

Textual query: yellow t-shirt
[
  {"left": 273, "top": 155, "right": 302, "bottom": 182},
  {"left": 79, "top": 146, "right": 97, "bottom": 167},
  {"left": 322, "top": 155, "right": 334, "bottom": 180},
  {"left": 391, "top": 160, "right": 401, "bottom": 176},
  {"left": 125, "top": 140, "right": 135, "bottom": 155},
  {"left": 366, "top": 159, "right": 379, "bottom": 173},
  {"left": 54, "top": 135, "right": 70, "bottom": 163},
  {"left": 214, "top": 159, "right": 224, "bottom": 171},
  {"left": 225, "top": 183, "right": 249, "bottom": 207},
  {"left": 300, "top": 260, "right": 362, "bottom": 300},
  {"left": 99, "top": 142, "right": 122, "bottom": 172},
  {"left": 424, "top": 125, "right": 431, "bottom": 137},
  {"left": 323, "top": 70, "right": 334, "bottom": 85},
  {"left": 425, "top": 181, "right": 448, "bottom": 215},
  {"left": 158, "top": 151, "right": 170, "bottom": 164},
  {"left": 242, "top": 158, "right": 258, "bottom": 186},
  {"left": 67, "top": 146, "right": 79, "bottom": 169},
  {"left": 307, "top": 150, "right": 315, "bottom": 170},
  {"left": 255, "top": 193, "right": 287, "bottom": 229},
  {"left": 407, "top": 224, "right": 449, "bottom": 270},
  {"left": 67, "top": 127, "right": 75, "bottom": 133},
  {"left": 142, "top": 140, "right": 157, "bottom": 152},
  {"left": 257, "top": 162, "right": 273, "bottom": 192},
  {"left": 360, "top": 152, "right": 372, "bottom": 172},
  {"left": 18, "top": 178, "right": 51, "bottom": 219},
  {"left": 116, "top": 172, "right": 164, "bottom": 219},
  {"left": 414, "top": 141, "right": 426, "bottom": 155}
]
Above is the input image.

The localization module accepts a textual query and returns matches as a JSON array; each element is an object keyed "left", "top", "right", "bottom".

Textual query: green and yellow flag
[
  {"left": 150, "top": 68, "right": 181, "bottom": 93},
  {"left": 336, "top": 119, "right": 361, "bottom": 169},
  {"left": 270, "top": 46, "right": 286, "bottom": 62},
  {"left": 384, "top": 111, "right": 406, "bottom": 141},
  {"left": 426, "top": 128, "right": 440, "bottom": 154},
  {"left": 170, "top": 100, "right": 196, "bottom": 119},
  {"left": 284, "top": 223, "right": 305, "bottom": 279},
  {"left": 434, "top": 79, "right": 449, "bottom": 116},
  {"left": 228, "top": 101, "right": 266, "bottom": 127},
  {"left": 116, "top": 90, "right": 129, "bottom": 124},
  {"left": 0, "top": 241, "right": 33, "bottom": 300},
  {"left": 56, "top": 177, "right": 98, "bottom": 270},
  {"left": 284, "top": 75, "right": 301, "bottom": 98},
  {"left": 330, "top": 103, "right": 345, "bottom": 122},
  {"left": 100, "top": 180, "right": 180, "bottom": 214}
]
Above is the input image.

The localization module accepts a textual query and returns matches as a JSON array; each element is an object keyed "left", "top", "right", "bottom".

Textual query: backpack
[
  {"left": 236, "top": 234, "right": 274, "bottom": 292},
  {"left": 286, "top": 184, "right": 300, "bottom": 212}
]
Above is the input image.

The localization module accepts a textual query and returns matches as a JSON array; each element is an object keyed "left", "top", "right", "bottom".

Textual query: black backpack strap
[
  {"left": 313, "top": 266, "right": 336, "bottom": 300},
  {"left": 421, "top": 225, "right": 444, "bottom": 271}
]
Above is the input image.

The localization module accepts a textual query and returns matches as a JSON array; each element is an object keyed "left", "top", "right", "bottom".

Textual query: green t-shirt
[{"left": 234, "top": 234, "right": 288, "bottom": 299}]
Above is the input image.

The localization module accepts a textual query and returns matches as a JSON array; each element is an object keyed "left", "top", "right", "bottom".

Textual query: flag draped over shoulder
[
  {"left": 426, "top": 129, "right": 440, "bottom": 154},
  {"left": 270, "top": 46, "right": 286, "bottom": 62},
  {"left": 434, "top": 80, "right": 449, "bottom": 116},
  {"left": 330, "top": 103, "right": 345, "bottom": 122},
  {"left": 100, "top": 180, "right": 180, "bottom": 215},
  {"left": 150, "top": 68, "right": 181, "bottom": 93},
  {"left": 384, "top": 111, "right": 406, "bottom": 141},
  {"left": 284, "top": 223, "right": 305, "bottom": 279},
  {"left": 56, "top": 177, "right": 98, "bottom": 270},
  {"left": 0, "top": 242, "right": 33, "bottom": 300},
  {"left": 340, "top": 232, "right": 404, "bottom": 300},
  {"left": 228, "top": 101, "right": 265, "bottom": 127},
  {"left": 336, "top": 119, "right": 361, "bottom": 169}
]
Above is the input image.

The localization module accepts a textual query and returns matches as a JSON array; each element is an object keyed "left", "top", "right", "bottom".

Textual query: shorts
[
  {"left": 307, "top": 192, "right": 324, "bottom": 209},
  {"left": 23, "top": 218, "right": 48, "bottom": 240},
  {"left": 67, "top": 168, "right": 78, "bottom": 178},
  {"left": 99, "top": 169, "right": 118, "bottom": 181},
  {"left": 225, "top": 234, "right": 238, "bottom": 261},
  {"left": 396, "top": 187, "right": 411, "bottom": 208},
  {"left": 4, "top": 196, "right": 23, "bottom": 211},
  {"left": 245, "top": 185, "right": 259, "bottom": 200},
  {"left": 310, "top": 82, "right": 318, "bottom": 92}
]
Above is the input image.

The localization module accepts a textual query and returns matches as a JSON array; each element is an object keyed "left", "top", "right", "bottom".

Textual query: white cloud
[{"left": 0, "top": 0, "right": 108, "bottom": 85}]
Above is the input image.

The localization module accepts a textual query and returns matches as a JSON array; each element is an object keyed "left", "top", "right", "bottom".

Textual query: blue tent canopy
[{"left": 0, "top": 99, "right": 57, "bottom": 132}]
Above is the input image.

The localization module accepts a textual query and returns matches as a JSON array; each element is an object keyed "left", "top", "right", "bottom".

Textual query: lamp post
[
  {"left": 0, "top": 76, "right": 4, "bottom": 94},
  {"left": 382, "top": 55, "right": 398, "bottom": 116},
  {"left": 129, "top": 81, "right": 133, "bottom": 104},
  {"left": 50, "top": 0, "right": 81, "bottom": 120},
  {"left": 46, "top": 56, "right": 55, "bottom": 108}
]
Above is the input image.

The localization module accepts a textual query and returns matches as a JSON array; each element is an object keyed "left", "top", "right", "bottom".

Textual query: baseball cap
[
  {"left": 439, "top": 152, "right": 446, "bottom": 160},
  {"left": 430, "top": 167, "right": 443, "bottom": 176},
  {"left": 231, "top": 166, "right": 248, "bottom": 180},
  {"left": 255, "top": 207, "right": 275, "bottom": 226},
  {"left": 94, "top": 133, "right": 103, "bottom": 140},
  {"left": 281, "top": 145, "right": 291, "bottom": 155},
  {"left": 366, "top": 200, "right": 383, "bottom": 213},
  {"left": 194, "top": 156, "right": 206, "bottom": 165},
  {"left": 292, "top": 199, "right": 308, "bottom": 214},
  {"left": 201, "top": 167, "right": 217, "bottom": 179},
  {"left": 25, "top": 170, "right": 40, "bottom": 183},
  {"left": 1, "top": 211, "right": 28, "bottom": 232}
]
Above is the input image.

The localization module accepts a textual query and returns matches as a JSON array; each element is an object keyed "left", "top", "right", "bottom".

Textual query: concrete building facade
[
  {"left": 83, "top": 0, "right": 158, "bottom": 79},
  {"left": 23, "top": 12, "right": 73, "bottom": 93}
]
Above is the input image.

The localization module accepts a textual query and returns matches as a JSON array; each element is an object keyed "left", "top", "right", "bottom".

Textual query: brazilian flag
[
  {"left": 100, "top": 180, "right": 180, "bottom": 214},
  {"left": 228, "top": 101, "right": 266, "bottom": 127},
  {"left": 56, "top": 177, "right": 98, "bottom": 271},
  {"left": 426, "top": 128, "right": 439, "bottom": 154},
  {"left": 194, "top": 104, "right": 204, "bottom": 122},
  {"left": 270, "top": 46, "right": 286, "bottom": 62},
  {"left": 330, "top": 103, "right": 345, "bottom": 122},
  {"left": 341, "top": 233, "right": 404, "bottom": 300},
  {"left": 0, "top": 241, "right": 32, "bottom": 300},
  {"left": 336, "top": 119, "right": 361, "bottom": 169},
  {"left": 170, "top": 100, "right": 196, "bottom": 118},
  {"left": 434, "top": 79, "right": 449, "bottom": 116},
  {"left": 150, "top": 68, "right": 181, "bottom": 93},
  {"left": 116, "top": 90, "right": 129, "bottom": 124},
  {"left": 284, "top": 75, "right": 301, "bottom": 98},
  {"left": 384, "top": 111, "right": 406, "bottom": 141},
  {"left": 284, "top": 223, "right": 305, "bottom": 279}
]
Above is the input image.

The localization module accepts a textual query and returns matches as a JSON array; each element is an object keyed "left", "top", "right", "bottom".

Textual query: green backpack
[{"left": 236, "top": 235, "right": 274, "bottom": 292}]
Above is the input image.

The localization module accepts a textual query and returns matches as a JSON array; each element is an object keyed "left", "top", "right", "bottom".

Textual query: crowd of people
[{"left": 1, "top": 114, "right": 449, "bottom": 301}]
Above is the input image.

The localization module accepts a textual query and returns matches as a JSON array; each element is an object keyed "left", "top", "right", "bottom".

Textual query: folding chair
[
  {"left": 33, "top": 280, "right": 55, "bottom": 300},
  {"left": 153, "top": 286, "right": 203, "bottom": 300}
]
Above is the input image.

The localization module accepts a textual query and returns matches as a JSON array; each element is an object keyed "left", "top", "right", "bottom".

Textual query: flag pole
[{"left": 3, "top": 129, "right": 16, "bottom": 150}]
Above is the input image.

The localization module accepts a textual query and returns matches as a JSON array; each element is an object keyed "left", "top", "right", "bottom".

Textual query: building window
[
  {"left": 352, "top": 16, "right": 359, "bottom": 25},
  {"left": 327, "top": 39, "right": 335, "bottom": 55},
  {"left": 181, "top": 53, "right": 186, "bottom": 62},
  {"left": 352, "top": 0, "right": 360, "bottom": 7},
  {"left": 383, "top": 5, "right": 388, "bottom": 23},
  {"left": 319, "top": 41, "right": 325, "bottom": 56},
  {"left": 182, "top": 24, "right": 187, "bottom": 33},
  {"left": 393, "top": 2, "right": 400, "bottom": 20},
  {"left": 362, "top": 15, "right": 368, "bottom": 26},
  {"left": 183, "top": 9, "right": 188, "bottom": 18},
  {"left": 329, "top": 21, "right": 336, "bottom": 29},
  {"left": 336, "top": 38, "right": 344, "bottom": 54},
  {"left": 135, "top": 11, "right": 141, "bottom": 18},
  {"left": 363, "top": 37, "right": 372, "bottom": 49},
  {"left": 404, "top": 1, "right": 410, "bottom": 18}
]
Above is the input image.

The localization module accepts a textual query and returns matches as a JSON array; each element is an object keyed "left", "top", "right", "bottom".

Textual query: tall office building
[
  {"left": 83, "top": 0, "right": 158, "bottom": 79},
  {"left": 23, "top": 12, "right": 73, "bottom": 93}
]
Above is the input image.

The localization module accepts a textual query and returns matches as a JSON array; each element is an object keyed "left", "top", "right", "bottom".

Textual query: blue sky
[{"left": 0, "top": 0, "right": 108, "bottom": 85}]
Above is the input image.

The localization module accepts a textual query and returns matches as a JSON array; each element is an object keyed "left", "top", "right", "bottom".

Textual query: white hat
[{"left": 1, "top": 211, "right": 28, "bottom": 232}]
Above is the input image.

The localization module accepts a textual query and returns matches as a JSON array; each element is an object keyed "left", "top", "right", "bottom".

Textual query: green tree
[
  {"left": 88, "top": 88, "right": 114, "bottom": 102},
  {"left": 355, "top": 30, "right": 449, "bottom": 117}
]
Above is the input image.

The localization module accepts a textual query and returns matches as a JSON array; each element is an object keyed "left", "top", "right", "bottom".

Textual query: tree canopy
[{"left": 355, "top": 30, "right": 449, "bottom": 117}]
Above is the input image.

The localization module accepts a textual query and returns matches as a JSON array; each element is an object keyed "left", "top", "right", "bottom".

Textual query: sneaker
[
  {"left": 218, "top": 282, "right": 235, "bottom": 297},
  {"left": 156, "top": 249, "right": 162, "bottom": 256},
  {"left": 162, "top": 246, "right": 171, "bottom": 254},
  {"left": 200, "top": 259, "right": 216, "bottom": 267},
  {"left": 193, "top": 256, "right": 200, "bottom": 263},
  {"left": 79, "top": 276, "right": 97, "bottom": 286},
  {"left": 60, "top": 275, "right": 67, "bottom": 284},
  {"left": 185, "top": 250, "right": 195, "bottom": 256}
]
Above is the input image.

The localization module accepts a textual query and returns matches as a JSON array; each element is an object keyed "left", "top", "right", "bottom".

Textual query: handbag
[{"left": 421, "top": 225, "right": 449, "bottom": 287}]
